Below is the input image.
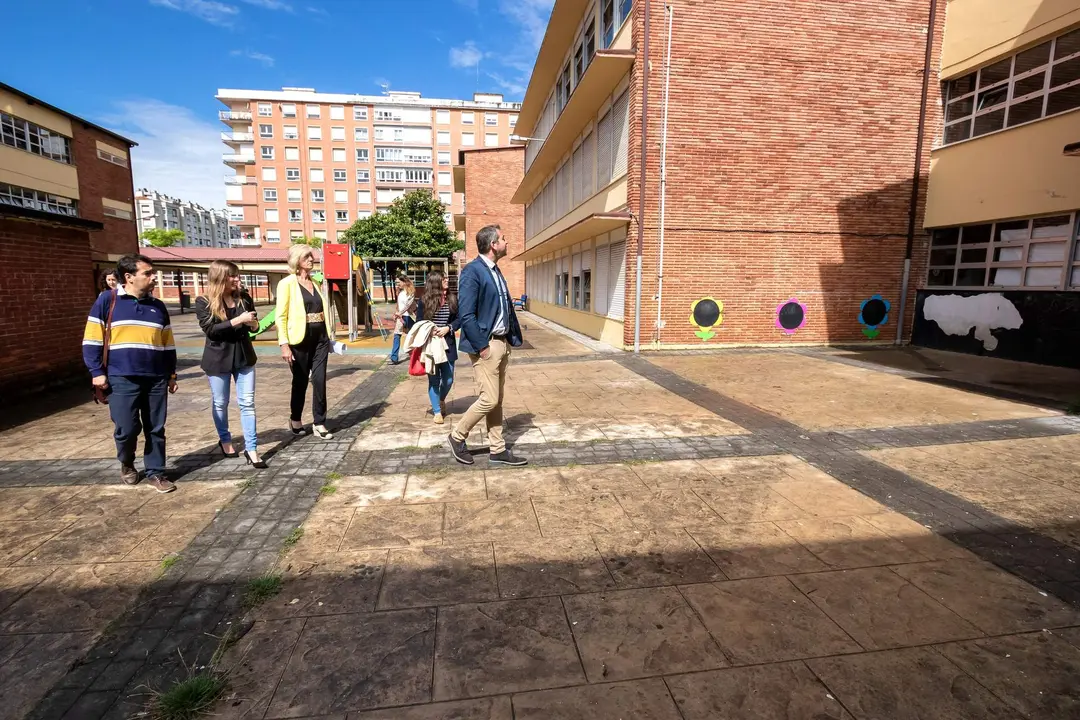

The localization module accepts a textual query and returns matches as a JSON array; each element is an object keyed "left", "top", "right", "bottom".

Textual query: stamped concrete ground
[{"left": 2, "top": 316, "right": 1080, "bottom": 719}]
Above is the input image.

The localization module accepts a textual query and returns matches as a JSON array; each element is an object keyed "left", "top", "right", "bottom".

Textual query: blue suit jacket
[{"left": 457, "top": 257, "right": 522, "bottom": 355}]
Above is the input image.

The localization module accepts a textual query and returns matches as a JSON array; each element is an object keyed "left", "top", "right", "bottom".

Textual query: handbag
[
  {"left": 408, "top": 347, "right": 426, "bottom": 377},
  {"left": 92, "top": 290, "right": 117, "bottom": 404}
]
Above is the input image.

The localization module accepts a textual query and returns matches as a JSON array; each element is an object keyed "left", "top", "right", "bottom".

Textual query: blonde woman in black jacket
[{"left": 195, "top": 260, "right": 266, "bottom": 468}]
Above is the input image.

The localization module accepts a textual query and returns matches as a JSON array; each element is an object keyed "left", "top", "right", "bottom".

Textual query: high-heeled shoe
[
  {"left": 312, "top": 425, "right": 334, "bottom": 440},
  {"left": 244, "top": 450, "right": 268, "bottom": 469},
  {"left": 218, "top": 441, "right": 239, "bottom": 458},
  {"left": 289, "top": 421, "right": 308, "bottom": 436}
]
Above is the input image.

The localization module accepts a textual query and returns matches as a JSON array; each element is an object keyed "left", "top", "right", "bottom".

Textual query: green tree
[
  {"left": 343, "top": 189, "right": 463, "bottom": 300},
  {"left": 290, "top": 234, "right": 323, "bottom": 249},
  {"left": 140, "top": 228, "right": 185, "bottom": 247}
]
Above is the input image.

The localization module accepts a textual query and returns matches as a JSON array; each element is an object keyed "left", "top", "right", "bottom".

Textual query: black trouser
[
  {"left": 108, "top": 375, "right": 168, "bottom": 476},
  {"left": 290, "top": 324, "right": 330, "bottom": 424}
]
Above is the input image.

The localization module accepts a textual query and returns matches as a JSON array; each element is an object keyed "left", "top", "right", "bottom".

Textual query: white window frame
[
  {"left": 260, "top": 146, "right": 274, "bottom": 160},
  {"left": 311, "top": 188, "right": 325, "bottom": 203},
  {"left": 353, "top": 106, "right": 368, "bottom": 120},
  {"left": 942, "top": 28, "right": 1080, "bottom": 146},
  {"left": 287, "top": 189, "right": 302, "bottom": 202},
  {"left": 356, "top": 148, "right": 369, "bottom": 162},
  {"left": 332, "top": 148, "right": 347, "bottom": 162},
  {"left": 438, "top": 131, "right": 451, "bottom": 146},
  {"left": 312, "top": 209, "right": 326, "bottom": 223},
  {"left": 283, "top": 125, "right": 298, "bottom": 140},
  {"left": 436, "top": 109, "right": 450, "bottom": 124},
  {"left": 356, "top": 169, "right": 370, "bottom": 183},
  {"left": 305, "top": 104, "right": 321, "bottom": 118},
  {"left": 334, "top": 189, "right": 348, "bottom": 203},
  {"left": 258, "top": 103, "right": 273, "bottom": 117},
  {"left": 438, "top": 171, "right": 451, "bottom": 186},
  {"left": 309, "top": 147, "right": 323, "bottom": 161},
  {"left": 281, "top": 103, "right": 296, "bottom": 117},
  {"left": 285, "top": 147, "right": 300, "bottom": 160},
  {"left": 333, "top": 169, "right": 347, "bottom": 182},
  {"left": 262, "top": 167, "right": 277, "bottom": 181},
  {"left": 331, "top": 126, "right": 346, "bottom": 141},
  {"left": 265, "top": 229, "right": 281, "bottom": 243},
  {"left": 263, "top": 188, "right": 278, "bottom": 202},
  {"left": 485, "top": 132, "right": 499, "bottom": 147},
  {"left": 485, "top": 113, "right": 499, "bottom": 126},
  {"left": 307, "top": 126, "right": 322, "bottom": 140},
  {"left": 310, "top": 168, "right": 324, "bottom": 182},
  {"left": 461, "top": 111, "right": 474, "bottom": 125},
  {"left": 258, "top": 124, "right": 273, "bottom": 138},
  {"left": 927, "top": 212, "right": 1080, "bottom": 290},
  {"left": 438, "top": 151, "right": 451, "bottom": 165},
  {"left": 461, "top": 132, "right": 475, "bottom": 147},
  {"left": 336, "top": 210, "right": 349, "bottom": 224},
  {"left": 354, "top": 127, "right": 369, "bottom": 142},
  {"left": 357, "top": 190, "right": 372, "bottom": 204},
  {"left": 285, "top": 168, "right": 300, "bottom": 181},
  {"left": 265, "top": 208, "right": 279, "bottom": 222},
  {"left": 330, "top": 105, "right": 345, "bottom": 120}
]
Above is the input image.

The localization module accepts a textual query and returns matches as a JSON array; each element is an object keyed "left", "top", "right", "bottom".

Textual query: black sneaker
[
  {"left": 490, "top": 450, "right": 528, "bottom": 467},
  {"left": 448, "top": 434, "right": 474, "bottom": 465}
]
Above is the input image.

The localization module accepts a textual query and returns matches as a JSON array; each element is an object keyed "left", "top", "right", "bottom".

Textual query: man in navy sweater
[
  {"left": 83, "top": 254, "right": 178, "bottom": 492},
  {"left": 448, "top": 225, "right": 527, "bottom": 467}
]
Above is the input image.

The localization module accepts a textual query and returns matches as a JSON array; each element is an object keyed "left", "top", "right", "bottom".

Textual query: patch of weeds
[
  {"left": 549, "top": 440, "right": 573, "bottom": 447},
  {"left": 282, "top": 527, "right": 304, "bottom": 549},
  {"left": 242, "top": 573, "right": 283, "bottom": 609},
  {"left": 152, "top": 670, "right": 227, "bottom": 720},
  {"left": 319, "top": 482, "right": 337, "bottom": 496},
  {"left": 399, "top": 445, "right": 423, "bottom": 451},
  {"left": 235, "top": 478, "right": 255, "bottom": 491},
  {"left": 566, "top": 462, "right": 579, "bottom": 469},
  {"left": 325, "top": 471, "right": 343, "bottom": 481},
  {"left": 625, "top": 458, "right": 660, "bottom": 466},
  {"left": 159, "top": 554, "right": 179, "bottom": 573},
  {"left": 395, "top": 372, "right": 409, "bottom": 384}
]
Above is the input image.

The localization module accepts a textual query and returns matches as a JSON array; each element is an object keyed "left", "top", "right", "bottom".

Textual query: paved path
[{"left": 1, "top": 321, "right": 1080, "bottom": 719}]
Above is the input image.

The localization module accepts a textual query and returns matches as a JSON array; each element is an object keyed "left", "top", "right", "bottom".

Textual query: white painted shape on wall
[{"left": 923, "top": 293, "right": 1023, "bottom": 351}]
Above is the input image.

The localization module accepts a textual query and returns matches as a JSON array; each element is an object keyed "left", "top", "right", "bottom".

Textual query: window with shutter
[
  {"left": 556, "top": 161, "right": 570, "bottom": 219},
  {"left": 607, "top": 238, "right": 627, "bottom": 319},
  {"left": 572, "top": 144, "right": 584, "bottom": 207},
  {"left": 594, "top": 240, "right": 610, "bottom": 316},
  {"left": 597, "top": 108, "right": 614, "bottom": 188},
  {"left": 544, "top": 182, "right": 556, "bottom": 228},
  {"left": 582, "top": 132, "right": 596, "bottom": 200},
  {"left": 611, "top": 91, "right": 630, "bottom": 178}
]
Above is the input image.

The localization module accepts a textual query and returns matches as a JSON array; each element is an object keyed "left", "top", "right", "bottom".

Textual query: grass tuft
[
  {"left": 242, "top": 573, "right": 283, "bottom": 609},
  {"left": 325, "top": 471, "right": 343, "bottom": 481},
  {"left": 319, "top": 482, "right": 337, "bottom": 496},
  {"left": 152, "top": 671, "right": 227, "bottom": 720},
  {"left": 283, "top": 527, "right": 304, "bottom": 548},
  {"left": 159, "top": 555, "right": 179, "bottom": 572},
  {"left": 236, "top": 478, "right": 255, "bottom": 490}
]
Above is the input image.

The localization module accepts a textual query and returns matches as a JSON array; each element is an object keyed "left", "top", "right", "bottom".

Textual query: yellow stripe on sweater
[{"left": 108, "top": 325, "right": 173, "bottom": 348}]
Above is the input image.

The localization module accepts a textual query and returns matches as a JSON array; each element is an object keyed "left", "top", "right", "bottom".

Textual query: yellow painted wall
[
  {"left": 102, "top": 198, "right": 133, "bottom": 212},
  {"left": 0, "top": 146, "right": 80, "bottom": 199},
  {"left": 0, "top": 89, "right": 73, "bottom": 136},
  {"left": 942, "top": 0, "right": 1080, "bottom": 77},
  {"left": 95, "top": 140, "right": 129, "bottom": 159},
  {"left": 925, "top": 111, "right": 1080, "bottom": 227},
  {"left": 530, "top": 300, "right": 625, "bottom": 348}
]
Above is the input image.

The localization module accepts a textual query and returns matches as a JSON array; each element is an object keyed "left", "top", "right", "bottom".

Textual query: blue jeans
[
  {"left": 108, "top": 375, "right": 168, "bottom": 477},
  {"left": 390, "top": 333, "right": 402, "bottom": 363},
  {"left": 428, "top": 362, "right": 455, "bottom": 414},
  {"left": 207, "top": 366, "right": 257, "bottom": 452}
]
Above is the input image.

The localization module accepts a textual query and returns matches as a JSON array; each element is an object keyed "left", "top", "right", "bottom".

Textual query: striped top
[
  {"left": 431, "top": 300, "right": 451, "bottom": 328},
  {"left": 82, "top": 288, "right": 177, "bottom": 379}
]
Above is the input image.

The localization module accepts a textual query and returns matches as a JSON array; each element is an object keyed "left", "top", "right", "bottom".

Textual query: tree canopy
[
  {"left": 139, "top": 228, "right": 185, "bottom": 247},
  {"left": 289, "top": 234, "right": 323, "bottom": 249},
  {"left": 343, "top": 189, "right": 462, "bottom": 258}
]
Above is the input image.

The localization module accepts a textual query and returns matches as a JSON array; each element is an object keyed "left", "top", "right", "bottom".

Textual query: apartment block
[
  {"left": 514, "top": 0, "right": 950, "bottom": 350},
  {"left": 0, "top": 82, "right": 138, "bottom": 397},
  {"left": 916, "top": 0, "right": 1080, "bottom": 367},
  {"left": 135, "top": 188, "right": 232, "bottom": 248},
  {"left": 453, "top": 146, "right": 526, "bottom": 299},
  {"left": 217, "top": 87, "right": 520, "bottom": 247}
]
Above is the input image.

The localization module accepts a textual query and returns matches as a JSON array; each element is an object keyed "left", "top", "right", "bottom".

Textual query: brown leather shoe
[
  {"left": 146, "top": 476, "right": 176, "bottom": 493},
  {"left": 120, "top": 465, "right": 140, "bottom": 485}
]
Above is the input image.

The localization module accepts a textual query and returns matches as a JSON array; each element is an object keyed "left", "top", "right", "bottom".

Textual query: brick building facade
[
  {"left": 513, "top": 0, "right": 944, "bottom": 349},
  {"left": 0, "top": 213, "right": 98, "bottom": 398},
  {"left": 455, "top": 146, "right": 526, "bottom": 299}
]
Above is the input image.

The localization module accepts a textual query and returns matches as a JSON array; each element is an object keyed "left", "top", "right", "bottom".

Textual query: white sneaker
[{"left": 433, "top": 412, "right": 444, "bottom": 425}]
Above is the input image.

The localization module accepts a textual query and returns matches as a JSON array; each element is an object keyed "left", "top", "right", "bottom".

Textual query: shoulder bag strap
[{"left": 101, "top": 290, "right": 118, "bottom": 375}]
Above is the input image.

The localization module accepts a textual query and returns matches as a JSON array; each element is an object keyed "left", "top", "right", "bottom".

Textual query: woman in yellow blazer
[{"left": 277, "top": 244, "right": 336, "bottom": 439}]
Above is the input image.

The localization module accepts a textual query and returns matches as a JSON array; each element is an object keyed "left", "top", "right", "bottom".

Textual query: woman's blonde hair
[
  {"left": 205, "top": 260, "right": 241, "bottom": 321},
  {"left": 288, "top": 244, "right": 316, "bottom": 273},
  {"left": 398, "top": 276, "right": 415, "bottom": 295}
]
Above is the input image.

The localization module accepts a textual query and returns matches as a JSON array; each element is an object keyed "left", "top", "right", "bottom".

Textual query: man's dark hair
[
  {"left": 116, "top": 254, "right": 154, "bottom": 284},
  {"left": 476, "top": 224, "right": 501, "bottom": 255}
]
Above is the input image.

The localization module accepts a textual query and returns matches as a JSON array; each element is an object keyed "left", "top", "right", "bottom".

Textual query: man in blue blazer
[{"left": 448, "top": 224, "right": 527, "bottom": 466}]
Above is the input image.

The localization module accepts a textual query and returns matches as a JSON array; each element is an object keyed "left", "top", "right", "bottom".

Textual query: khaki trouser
[{"left": 451, "top": 337, "right": 510, "bottom": 454}]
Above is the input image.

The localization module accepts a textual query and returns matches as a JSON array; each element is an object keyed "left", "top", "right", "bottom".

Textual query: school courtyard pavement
[{"left": 2, "top": 311, "right": 1080, "bottom": 719}]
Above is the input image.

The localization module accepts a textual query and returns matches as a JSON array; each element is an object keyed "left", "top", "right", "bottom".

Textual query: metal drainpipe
[
  {"left": 633, "top": 0, "right": 652, "bottom": 353},
  {"left": 654, "top": 4, "right": 674, "bottom": 346},
  {"left": 895, "top": 0, "right": 939, "bottom": 345}
]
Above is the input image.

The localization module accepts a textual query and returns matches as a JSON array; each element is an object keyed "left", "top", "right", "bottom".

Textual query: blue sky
[{"left": 4, "top": 0, "right": 552, "bottom": 208}]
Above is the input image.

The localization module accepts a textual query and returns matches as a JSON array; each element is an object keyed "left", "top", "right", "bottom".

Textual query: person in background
[
  {"left": 195, "top": 260, "right": 266, "bottom": 468},
  {"left": 447, "top": 225, "right": 527, "bottom": 467},
  {"left": 276, "top": 244, "right": 336, "bottom": 440},
  {"left": 389, "top": 276, "right": 415, "bottom": 364},
  {"left": 83, "top": 254, "right": 178, "bottom": 493},
  {"left": 415, "top": 270, "right": 459, "bottom": 425},
  {"left": 103, "top": 272, "right": 118, "bottom": 291}
]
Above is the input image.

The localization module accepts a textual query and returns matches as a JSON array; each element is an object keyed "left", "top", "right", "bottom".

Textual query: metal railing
[{"left": 219, "top": 110, "right": 253, "bottom": 121}]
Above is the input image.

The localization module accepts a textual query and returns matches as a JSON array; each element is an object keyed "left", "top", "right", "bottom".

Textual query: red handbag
[{"left": 408, "top": 347, "right": 426, "bottom": 376}]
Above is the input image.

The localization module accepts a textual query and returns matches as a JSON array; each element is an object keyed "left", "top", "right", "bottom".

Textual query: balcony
[
  {"left": 221, "top": 131, "right": 254, "bottom": 144},
  {"left": 219, "top": 110, "right": 252, "bottom": 123},
  {"left": 223, "top": 154, "right": 256, "bottom": 166},
  {"left": 513, "top": 49, "right": 635, "bottom": 203},
  {"left": 224, "top": 175, "right": 257, "bottom": 185}
]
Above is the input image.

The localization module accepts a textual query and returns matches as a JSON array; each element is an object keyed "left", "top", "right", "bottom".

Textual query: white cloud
[
  {"left": 240, "top": 0, "right": 292, "bottom": 10},
  {"left": 230, "top": 49, "right": 275, "bottom": 66},
  {"left": 449, "top": 41, "right": 484, "bottom": 69},
  {"left": 485, "top": 71, "right": 526, "bottom": 96},
  {"left": 498, "top": 0, "right": 553, "bottom": 54},
  {"left": 306, "top": 5, "right": 329, "bottom": 16},
  {"left": 148, "top": 0, "right": 239, "bottom": 26},
  {"left": 103, "top": 100, "right": 227, "bottom": 211}
]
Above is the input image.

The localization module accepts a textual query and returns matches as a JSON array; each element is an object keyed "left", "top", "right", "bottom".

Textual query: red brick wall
[
  {"left": 0, "top": 217, "right": 96, "bottom": 398},
  {"left": 71, "top": 125, "right": 139, "bottom": 258},
  {"left": 462, "top": 147, "right": 526, "bottom": 299},
  {"left": 623, "top": 0, "right": 944, "bottom": 347}
]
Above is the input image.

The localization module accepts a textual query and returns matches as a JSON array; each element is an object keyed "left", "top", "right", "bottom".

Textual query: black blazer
[
  {"left": 415, "top": 298, "right": 462, "bottom": 364},
  {"left": 194, "top": 296, "right": 258, "bottom": 375}
]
